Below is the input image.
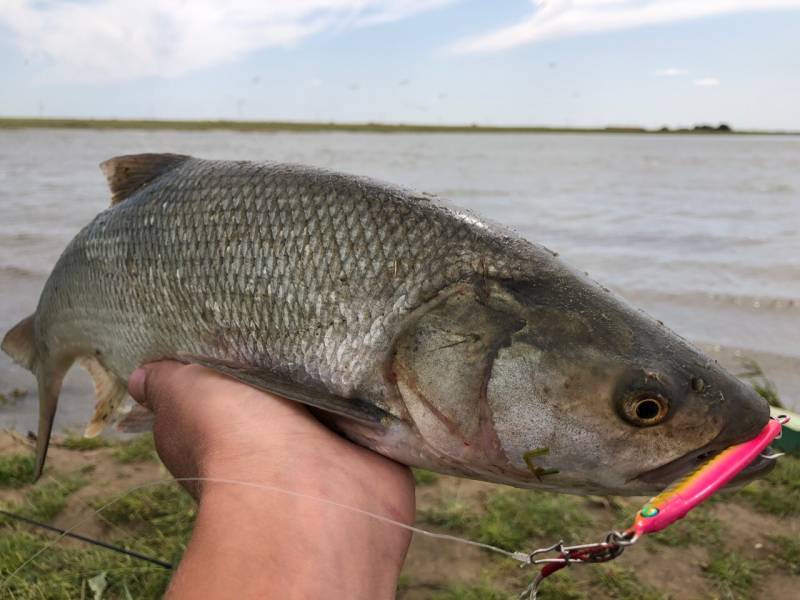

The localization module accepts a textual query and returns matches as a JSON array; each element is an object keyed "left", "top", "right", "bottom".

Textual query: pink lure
[{"left": 630, "top": 416, "right": 787, "bottom": 537}]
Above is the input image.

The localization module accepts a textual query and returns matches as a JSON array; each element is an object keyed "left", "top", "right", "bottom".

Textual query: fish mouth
[{"left": 638, "top": 442, "right": 776, "bottom": 489}]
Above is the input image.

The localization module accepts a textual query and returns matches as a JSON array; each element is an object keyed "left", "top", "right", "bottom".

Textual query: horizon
[
  {"left": 1, "top": 116, "right": 798, "bottom": 135},
  {"left": 1, "top": 1, "right": 800, "bottom": 130}
]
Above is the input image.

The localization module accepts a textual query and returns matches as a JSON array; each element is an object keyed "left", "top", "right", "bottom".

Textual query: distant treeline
[
  {"left": 659, "top": 123, "right": 734, "bottom": 133},
  {"left": 0, "top": 117, "right": 794, "bottom": 135}
]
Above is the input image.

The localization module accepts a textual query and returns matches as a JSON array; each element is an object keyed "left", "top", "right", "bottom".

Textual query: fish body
[{"left": 1, "top": 154, "right": 769, "bottom": 494}]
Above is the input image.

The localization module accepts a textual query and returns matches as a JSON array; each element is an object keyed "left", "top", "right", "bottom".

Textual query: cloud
[
  {"left": 694, "top": 77, "right": 721, "bottom": 87},
  {"left": 450, "top": 0, "right": 800, "bottom": 54},
  {"left": 1, "top": 0, "right": 454, "bottom": 81},
  {"left": 656, "top": 67, "right": 688, "bottom": 77}
]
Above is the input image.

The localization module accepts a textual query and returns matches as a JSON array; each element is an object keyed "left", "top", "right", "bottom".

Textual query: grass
[
  {"left": 536, "top": 574, "right": 589, "bottom": 600},
  {"left": 594, "top": 565, "right": 669, "bottom": 600},
  {"left": 649, "top": 506, "right": 723, "bottom": 548},
  {"left": 412, "top": 468, "right": 439, "bottom": 486},
  {"left": 112, "top": 434, "right": 157, "bottom": 463},
  {"left": 701, "top": 551, "right": 760, "bottom": 600},
  {"left": 737, "top": 455, "right": 800, "bottom": 516},
  {"left": 17, "top": 476, "right": 86, "bottom": 521},
  {"left": 768, "top": 535, "right": 800, "bottom": 575},
  {"left": 93, "top": 483, "right": 196, "bottom": 571},
  {"left": 61, "top": 434, "right": 110, "bottom": 451},
  {"left": 428, "top": 582, "right": 510, "bottom": 600},
  {"left": 419, "top": 489, "right": 591, "bottom": 551},
  {"left": 0, "top": 527, "right": 174, "bottom": 599},
  {"left": 2, "top": 377, "right": 799, "bottom": 600},
  {"left": 94, "top": 483, "right": 195, "bottom": 528},
  {"left": 477, "top": 490, "right": 590, "bottom": 548},
  {"left": 0, "top": 454, "right": 36, "bottom": 488},
  {"left": 419, "top": 498, "right": 475, "bottom": 532}
]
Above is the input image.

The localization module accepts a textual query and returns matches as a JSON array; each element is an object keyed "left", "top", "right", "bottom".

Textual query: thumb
[{"left": 127, "top": 360, "right": 185, "bottom": 410}]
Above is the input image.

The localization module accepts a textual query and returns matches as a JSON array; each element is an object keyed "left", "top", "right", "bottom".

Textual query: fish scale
[
  {"left": 1, "top": 153, "right": 770, "bottom": 493},
  {"left": 41, "top": 159, "right": 510, "bottom": 402}
]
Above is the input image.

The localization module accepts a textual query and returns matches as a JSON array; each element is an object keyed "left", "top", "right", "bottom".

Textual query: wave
[
  {"left": 623, "top": 289, "right": 800, "bottom": 313},
  {"left": 0, "top": 265, "right": 44, "bottom": 280}
]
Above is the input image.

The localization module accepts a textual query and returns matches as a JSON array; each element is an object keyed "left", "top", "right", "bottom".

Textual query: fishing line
[{"left": 1, "top": 476, "right": 530, "bottom": 590}]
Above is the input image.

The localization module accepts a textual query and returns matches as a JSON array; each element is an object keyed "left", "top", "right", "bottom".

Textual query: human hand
[{"left": 128, "top": 361, "right": 415, "bottom": 600}]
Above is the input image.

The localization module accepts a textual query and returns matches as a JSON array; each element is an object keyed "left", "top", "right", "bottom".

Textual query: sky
[{"left": 1, "top": 0, "right": 799, "bottom": 130}]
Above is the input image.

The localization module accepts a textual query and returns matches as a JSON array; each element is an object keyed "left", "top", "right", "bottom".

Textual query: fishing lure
[{"left": 520, "top": 415, "right": 788, "bottom": 599}]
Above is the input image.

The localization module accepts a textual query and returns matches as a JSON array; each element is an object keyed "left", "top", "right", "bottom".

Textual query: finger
[
  {"left": 127, "top": 368, "right": 149, "bottom": 407},
  {"left": 127, "top": 360, "right": 186, "bottom": 410}
]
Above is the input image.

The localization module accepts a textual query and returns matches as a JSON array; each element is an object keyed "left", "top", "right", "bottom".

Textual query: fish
[{"left": 1, "top": 153, "right": 770, "bottom": 495}]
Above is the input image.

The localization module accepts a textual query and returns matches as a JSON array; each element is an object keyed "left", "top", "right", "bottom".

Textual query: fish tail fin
[
  {"left": 2, "top": 315, "right": 77, "bottom": 481},
  {"left": 2, "top": 316, "right": 53, "bottom": 480},
  {"left": 34, "top": 367, "right": 65, "bottom": 480},
  {"left": 1, "top": 314, "right": 37, "bottom": 371}
]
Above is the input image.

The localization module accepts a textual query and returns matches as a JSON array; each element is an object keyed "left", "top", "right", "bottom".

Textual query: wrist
[{"left": 170, "top": 474, "right": 410, "bottom": 600}]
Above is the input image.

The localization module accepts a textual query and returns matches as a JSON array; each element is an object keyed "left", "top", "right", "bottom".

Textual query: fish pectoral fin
[
  {"left": 116, "top": 404, "right": 155, "bottom": 433},
  {"left": 78, "top": 356, "right": 128, "bottom": 437},
  {"left": 100, "top": 153, "right": 191, "bottom": 205},
  {"left": 181, "top": 355, "right": 389, "bottom": 427}
]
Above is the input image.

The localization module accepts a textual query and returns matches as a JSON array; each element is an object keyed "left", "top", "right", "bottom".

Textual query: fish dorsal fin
[{"left": 100, "top": 153, "right": 191, "bottom": 205}]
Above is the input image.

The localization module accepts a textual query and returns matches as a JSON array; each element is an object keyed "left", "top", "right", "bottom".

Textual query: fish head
[{"left": 486, "top": 273, "right": 771, "bottom": 495}]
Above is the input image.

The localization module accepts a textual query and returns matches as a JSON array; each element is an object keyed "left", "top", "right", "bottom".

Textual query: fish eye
[{"left": 622, "top": 393, "right": 670, "bottom": 427}]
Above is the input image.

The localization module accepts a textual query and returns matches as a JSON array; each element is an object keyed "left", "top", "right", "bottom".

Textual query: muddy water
[{"left": 1, "top": 128, "right": 798, "bottom": 433}]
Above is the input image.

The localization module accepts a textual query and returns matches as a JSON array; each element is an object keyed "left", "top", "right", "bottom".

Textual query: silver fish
[{"left": 1, "top": 154, "right": 770, "bottom": 494}]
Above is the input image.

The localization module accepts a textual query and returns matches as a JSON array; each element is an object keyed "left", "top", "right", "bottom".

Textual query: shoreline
[{"left": 1, "top": 117, "right": 797, "bottom": 136}]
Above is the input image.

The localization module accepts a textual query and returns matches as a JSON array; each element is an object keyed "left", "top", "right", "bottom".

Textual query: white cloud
[
  {"left": 1, "top": 0, "right": 454, "bottom": 81},
  {"left": 656, "top": 67, "right": 687, "bottom": 77},
  {"left": 450, "top": 0, "right": 800, "bottom": 54},
  {"left": 694, "top": 77, "right": 721, "bottom": 87}
]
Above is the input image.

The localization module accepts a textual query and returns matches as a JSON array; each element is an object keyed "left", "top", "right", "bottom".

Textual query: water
[{"left": 1, "top": 128, "right": 798, "bottom": 432}]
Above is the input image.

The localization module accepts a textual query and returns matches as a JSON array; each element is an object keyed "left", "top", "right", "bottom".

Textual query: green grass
[
  {"left": 477, "top": 490, "right": 590, "bottom": 548},
  {"left": 419, "top": 489, "right": 591, "bottom": 551},
  {"left": 412, "top": 468, "right": 439, "bottom": 486},
  {"left": 649, "top": 506, "right": 723, "bottom": 548},
  {"left": 17, "top": 476, "right": 87, "bottom": 521},
  {"left": 94, "top": 482, "right": 194, "bottom": 528},
  {"left": 594, "top": 565, "right": 669, "bottom": 600},
  {"left": 0, "top": 527, "right": 173, "bottom": 599},
  {"left": 768, "top": 535, "right": 800, "bottom": 575},
  {"left": 532, "top": 572, "right": 588, "bottom": 600},
  {"left": 702, "top": 551, "right": 760, "bottom": 600},
  {"left": 112, "top": 434, "right": 157, "bottom": 463},
  {"left": 737, "top": 455, "right": 800, "bottom": 516},
  {"left": 61, "top": 434, "right": 110, "bottom": 451},
  {"left": 396, "top": 573, "right": 414, "bottom": 593},
  {"left": 428, "top": 582, "right": 510, "bottom": 600},
  {"left": 419, "top": 498, "right": 475, "bottom": 532},
  {"left": 0, "top": 454, "right": 36, "bottom": 488}
]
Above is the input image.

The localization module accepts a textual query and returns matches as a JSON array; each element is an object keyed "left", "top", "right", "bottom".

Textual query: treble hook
[{"left": 760, "top": 451, "right": 785, "bottom": 460}]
